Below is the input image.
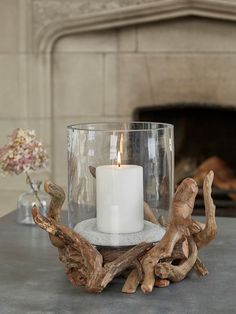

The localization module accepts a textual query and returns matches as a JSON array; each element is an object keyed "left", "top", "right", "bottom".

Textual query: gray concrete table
[{"left": 0, "top": 212, "right": 236, "bottom": 314}]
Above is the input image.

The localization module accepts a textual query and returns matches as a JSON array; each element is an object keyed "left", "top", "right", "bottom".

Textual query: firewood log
[{"left": 194, "top": 156, "right": 236, "bottom": 200}]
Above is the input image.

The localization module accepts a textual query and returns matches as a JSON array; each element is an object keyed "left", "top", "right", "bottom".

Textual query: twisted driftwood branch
[
  {"left": 32, "top": 182, "right": 152, "bottom": 293},
  {"left": 141, "top": 177, "right": 199, "bottom": 293},
  {"left": 32, "top": 172, "right": 217, "bottom": 294},
  {"left": 193, "top": 171, "right": 217, "bottom": 248},
  {"left": 155, "top": 236, "right": 197, "bottom": 282}
]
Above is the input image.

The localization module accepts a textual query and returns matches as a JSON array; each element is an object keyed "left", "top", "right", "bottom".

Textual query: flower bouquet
[{"left": 0, "top": 128, "right": 49, "bottom": 223}]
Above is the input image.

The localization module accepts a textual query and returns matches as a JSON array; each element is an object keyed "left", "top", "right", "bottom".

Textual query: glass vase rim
[{"left": 67, "top": 121, "right": 173, "bottom": 132}]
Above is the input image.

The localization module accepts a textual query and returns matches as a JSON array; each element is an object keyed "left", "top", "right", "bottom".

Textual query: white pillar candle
[{"left": 96, "top": 162, "right": 144, "bottom": 234}]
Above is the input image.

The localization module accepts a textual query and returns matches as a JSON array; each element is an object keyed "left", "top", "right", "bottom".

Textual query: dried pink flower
[{"left": 0, "top": 128, "right": 48, "bottom": 175}]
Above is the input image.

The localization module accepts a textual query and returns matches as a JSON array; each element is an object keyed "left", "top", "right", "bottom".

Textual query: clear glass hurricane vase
[{"left": 67, "top": 122, "right": 174, "bottom": 232}]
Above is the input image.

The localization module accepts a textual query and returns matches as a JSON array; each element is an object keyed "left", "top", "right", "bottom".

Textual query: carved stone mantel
[
  {"left": 32, "top": 0, "right": 236, "bottom": 52},
  {"left": 25, "top": 0, "right": 236, "bottom": 181}
]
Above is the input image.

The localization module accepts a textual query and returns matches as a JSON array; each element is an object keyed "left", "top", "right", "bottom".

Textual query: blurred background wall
[{"left": 1, "top": 0, "right": 236, "bottom": 216}]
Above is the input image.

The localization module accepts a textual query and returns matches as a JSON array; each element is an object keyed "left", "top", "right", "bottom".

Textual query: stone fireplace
[
  {"left": 135, "top": 104, "right": 236, "bottom": 215},
  {"left": 48, "top": 5, "right": 236, "bottom": 186},
  {"left": 135, "top": 104, "right": 236, "bottom": 169},
  {"left": 2, "top": 0, "right": 236, "bottom": 215}
]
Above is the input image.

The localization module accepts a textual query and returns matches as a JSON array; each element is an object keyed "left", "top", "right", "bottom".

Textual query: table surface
[{"left": 0, "top": 212, "right": 236, "bottom": 314}]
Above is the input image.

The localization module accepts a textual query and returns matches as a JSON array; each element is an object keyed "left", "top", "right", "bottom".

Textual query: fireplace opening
[{"left": 134, "top": 104, "right": 236, "bottom": 216}]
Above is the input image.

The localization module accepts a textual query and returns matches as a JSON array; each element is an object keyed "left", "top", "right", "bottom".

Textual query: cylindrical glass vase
[{"left": 67, "top": 122, "right": 174, "bottom": 246}]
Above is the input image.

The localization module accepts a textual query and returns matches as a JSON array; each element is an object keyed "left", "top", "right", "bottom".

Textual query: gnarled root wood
[
  {"left": 32, "top": 204, "right": 151, "bottom": 293},
  {"left": 32, "top": 172, "right": 217, "bottom": 294},
  {"left": 140, "top": 171, "right": 217, "bottom": 294}
]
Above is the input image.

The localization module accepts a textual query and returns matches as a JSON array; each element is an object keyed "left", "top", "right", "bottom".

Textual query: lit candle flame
[{"left": 117, "top": 151, "right": 121, "bottom": 167}]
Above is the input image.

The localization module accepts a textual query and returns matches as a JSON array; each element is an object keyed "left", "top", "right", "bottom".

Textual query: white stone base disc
[{"left": 74, "top": 218, "right": 165, "bottom": 247}]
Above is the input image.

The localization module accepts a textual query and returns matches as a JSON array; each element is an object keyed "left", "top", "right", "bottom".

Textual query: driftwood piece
[
  {"left": 158, "top": 215, "right": 166, "bottom": 228},
  {"left": 121, "top": 267, "right": 142, "bottom": 294},
  {"left": 141, "top": 177, "right": 199, "bottom": 293},
  {"left": 121, "top": 237, "right": 189, "bottom": 294},
  {"left": 143, "top": 202, "right": 160, "bottom": 225},
  {"left": 194, "top": 257, "right": 209, "bottom": 277},
  {"left": 32, "top": 171, "right": 217, "bottom": 294},
  {"left": 154, "top": 278, "right": 170, "bottom": 287},
  {"left": 155, "top": 236, "right": 197, "bottom": 282},
  {"left": 44, "top": 181, "right": 65, "bottom": 248},
  {"left": 32, "top": 206, "right": 103, "bottom": 288},
  {"left": 193, "top": 171, "right": 217, "bottom": 249},
  {"left": 32, "top": 204, "right": 151, "bottom": 293},
  {"left": 169, "top": 237, "right": 189, "bottom": 260}
]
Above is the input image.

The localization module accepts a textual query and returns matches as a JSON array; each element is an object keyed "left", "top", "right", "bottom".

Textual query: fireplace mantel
[
  {"left": 24, "top": 0, "right": 236, "bottom": 183},
  {"left": 32, "top": 0, "right": 236, "bottom": 52}
]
